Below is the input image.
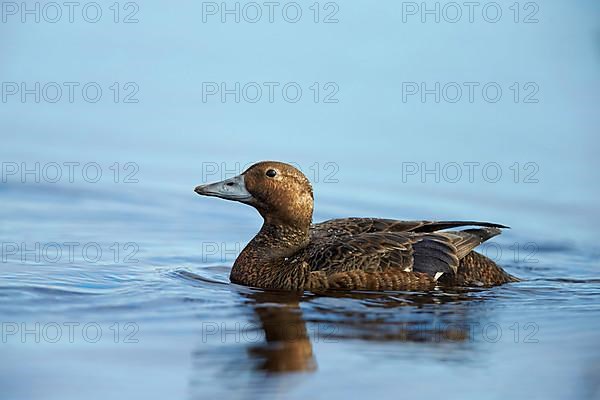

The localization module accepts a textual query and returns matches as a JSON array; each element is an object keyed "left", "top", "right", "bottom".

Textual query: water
[
  {"left": 2, "top": 176, "right": 599, "bottom": 399},
  {"left": 1, "top": 1, "right": 599, "bottom": 399}
]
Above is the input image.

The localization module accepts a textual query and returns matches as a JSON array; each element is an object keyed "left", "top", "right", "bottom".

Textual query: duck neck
[
  {"left": 231, "top": 221, "right": 310, "bottom": 282},
  {"left": 247, "top": 222, "right": 310, "bottom": 260}
]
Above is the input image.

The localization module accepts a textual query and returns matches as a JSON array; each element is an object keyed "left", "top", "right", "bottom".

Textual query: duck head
[{"left": 195, "top": 161, "right": 314, "bottom": 228}]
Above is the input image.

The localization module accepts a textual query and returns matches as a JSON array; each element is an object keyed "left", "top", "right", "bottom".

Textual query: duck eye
[{"left": 266, "top": 169, "right": 277, "bottom": 178}]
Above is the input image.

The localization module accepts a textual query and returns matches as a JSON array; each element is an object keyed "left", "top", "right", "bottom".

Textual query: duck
[{"left": 194, "top": 161, "right": 518, "bottom": 291}]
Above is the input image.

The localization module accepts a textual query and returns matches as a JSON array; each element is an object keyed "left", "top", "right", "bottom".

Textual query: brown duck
[{"left": 194, "top": 161, "right": 518, "bottom": 291}]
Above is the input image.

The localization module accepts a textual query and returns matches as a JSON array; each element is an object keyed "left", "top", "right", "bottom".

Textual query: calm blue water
[{"left": 1, "top": 1, "right": 599, "bottom": 399}]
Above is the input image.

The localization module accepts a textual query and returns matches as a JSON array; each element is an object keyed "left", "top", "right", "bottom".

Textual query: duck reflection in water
[
  {"left": 244, "top": 290, "right": 316, "bottom": 373},
  {"left": 237, "top": 287, "right": 489, "bottom": 374}
]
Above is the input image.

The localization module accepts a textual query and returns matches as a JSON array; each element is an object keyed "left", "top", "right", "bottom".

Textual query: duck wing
[
  {"left": 303, "top": 231, "right": 416, "bottom": 274},
  {"left": 305, "top": 223, "right": 503, "bottom": 280}
]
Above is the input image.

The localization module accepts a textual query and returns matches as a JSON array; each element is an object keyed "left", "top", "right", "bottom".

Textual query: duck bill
[{"left": 194, "top": 174, "right": 253, "bottom": 202}]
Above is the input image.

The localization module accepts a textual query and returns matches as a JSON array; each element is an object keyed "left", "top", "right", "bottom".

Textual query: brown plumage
[{"left": 194, "top": 161, "right": 519, "bottom": 291}]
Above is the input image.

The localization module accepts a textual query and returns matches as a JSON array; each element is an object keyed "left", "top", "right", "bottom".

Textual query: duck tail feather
[
  {"left": 414, "top": 221, "right": 509, "bottom": 233},
  {"left": 449, "top": 227, "right": 503, "bottom": 259}
]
